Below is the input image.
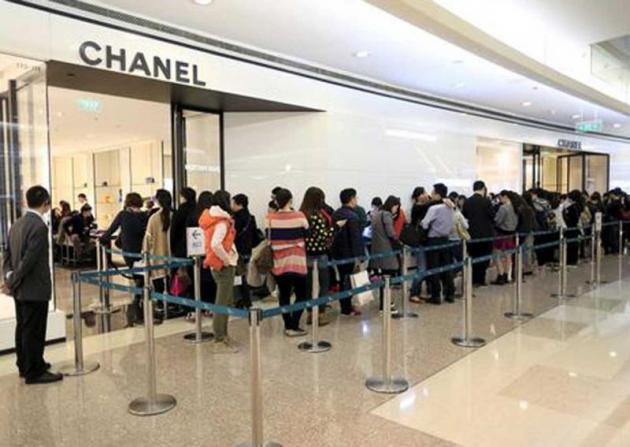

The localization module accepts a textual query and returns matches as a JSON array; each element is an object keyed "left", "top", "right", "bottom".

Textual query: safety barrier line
[
  {"left": 392, "top": 261, "right": 465, "bottom": 284},
  {"left": 77, "top": 262, "right": 189, "bottom": 280},
  {"left": 103, "top": 247, "right": 192, "bottom": 264},
  {"left": 79, "top": 275, "right": 145, "bottom": 295},
  {"left": 151, "top": 291, "right": 250, "bottom": 319}
]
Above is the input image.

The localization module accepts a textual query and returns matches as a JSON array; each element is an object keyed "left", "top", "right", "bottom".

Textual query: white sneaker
[
  {"left": 284, "top": 328, "right": 307, "bottom": 338},
  {"left": 210, "top": 337, "right": 239, "bottom": 354}
]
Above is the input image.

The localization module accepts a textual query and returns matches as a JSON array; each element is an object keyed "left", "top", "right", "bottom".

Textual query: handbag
[
  {"left": 253, "top": 219, "right": 274, "bottom": 275},
  {"left": 170, "top": 267, "right": 191, "bottom": 296},
  {"left": 350, "top": 270, "right": 375, "bottom": 306},
  {"left": 399, "top": 223, "right": 427, "bottom": 247}
]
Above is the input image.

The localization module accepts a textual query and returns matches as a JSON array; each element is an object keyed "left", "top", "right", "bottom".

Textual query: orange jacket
[{"left": 198, "top": 209, "right": 236, "bottom": 271}]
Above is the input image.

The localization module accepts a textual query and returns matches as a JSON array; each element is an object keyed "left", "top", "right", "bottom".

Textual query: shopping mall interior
[{"left": 2, "top": 0, "right": 630, "bottom": 446}]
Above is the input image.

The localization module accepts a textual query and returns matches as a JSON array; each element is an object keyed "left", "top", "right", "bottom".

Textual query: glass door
[
  {"left": 172, "top": 106, "right": 223, "bottom": 201},
  {"left": 556, "top": 153, "right": 609, "bottom": 194},
  {"left": 0, "top": 56, "right": 52, "bottom": 309}
]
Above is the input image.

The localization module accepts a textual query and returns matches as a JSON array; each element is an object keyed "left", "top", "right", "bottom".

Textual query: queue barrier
[{"left": 67, "top": 220, "right": 627, "bottom": 446}]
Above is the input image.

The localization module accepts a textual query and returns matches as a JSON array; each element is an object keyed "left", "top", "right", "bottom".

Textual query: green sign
[
  {"left": 78, "top": 98, "right": 101, "bottom": 112},
  {"left": 576, "top": 119, "right": 602, "bottom": 133}
]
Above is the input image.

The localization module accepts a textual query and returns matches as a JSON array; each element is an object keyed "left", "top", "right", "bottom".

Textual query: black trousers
[
  {"left": 468, "top": 239, "right": 493, "bottom": 285},
  {"left": 337, "top": 263, "right": 355, "bottom": 314},
  {"left": 426, "top": 237, "right": 455, "bottom": 299},
  {"left": 274, "top": 273, "right": 308, "bottom": 330},
  {"left": 14, "top": 299, "right": 49, "bottom": 380},
  {"left": 565, "top": 228, "right": 580, "bottom": 265}
]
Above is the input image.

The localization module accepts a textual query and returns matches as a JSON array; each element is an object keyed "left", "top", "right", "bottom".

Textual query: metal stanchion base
[
  {"left": 298, "top": 340, "right": 332, "bottom": 353},
  {"left": 183, "top": 331, "right": 214, "bottom": 343},
  {"left": 550, "top": 293, "right": 577, "bottom": 299},
  {"left": 237, "top": 442, "right": 283, "bottom": 447},
  {"left": 128, "top": 394, "right": 177, "bottom": 416},
  {"left": 504, "top": 311, "right": 534, "bottom": 321},
  {"left": 365, "top": 377, "right": 409, "bottom": 394},
  {"left": 451, "top": 336, "right": 486, "bottom": 348},
  {"left": 90, "top": 304, "right": 122, "bottom": 315},
  {"left": 392, "top": 311, "right": 419, "bottom": 319},
  {"left": 58, "top": 360, "right": 100, "bottom": 377}
]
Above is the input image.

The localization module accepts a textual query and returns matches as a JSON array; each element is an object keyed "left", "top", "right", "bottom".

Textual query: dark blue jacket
[{"left": 331, "top": 206, "right": 365, "bottom": 260}]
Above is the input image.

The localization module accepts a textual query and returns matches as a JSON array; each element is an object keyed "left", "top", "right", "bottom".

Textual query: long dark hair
[
  {"left": 382, "top": 195, "right": 401, "bottom": 214},
  {"left": 195, "top": 191, "right": 213, "bottom": 220},
  {"left": 155, "top": 189, "right": 172, "bottom": 231},
  {"left": 180, "top": 187, "right": 196, "bottom": 205},
  {"left": 213, "top": 190, "right": 232, "bottom": 214},
  {"left": 299, "top": 186, "right": 325, "bottom": 219}
]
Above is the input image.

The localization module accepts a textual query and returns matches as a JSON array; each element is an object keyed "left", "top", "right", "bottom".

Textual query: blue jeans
[
  {"left": 307, "top": 254, "right": 331, "bottom": 311},
  {"left": 410, "top": 246, "right": 426, "bottom": 297}
]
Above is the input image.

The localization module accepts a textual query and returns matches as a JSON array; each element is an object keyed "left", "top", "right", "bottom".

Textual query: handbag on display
[{"left": 350, "top": 270, "right": 375, "bottom": 306}]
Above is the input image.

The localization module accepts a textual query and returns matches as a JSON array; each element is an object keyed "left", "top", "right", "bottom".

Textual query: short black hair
[
  {"left": 340, "top": 188, "right": 357, "bottom": 205},
  {"left": 180, "top": 187, "right": 197, "bottom": 204},
  {"left": 233, "top": 193, "right": 249, "bottom": 208},
  {"left": 448, "top": 191, "right": 458, "bottom": 201},
  {"left": 371, "top": 196, "right": 383, "bottom": 207},
  {"left": 80, "top": 204, "right": 92, "bottom": 213},
  {"left": 433, "top": 183, "right": 448, "bottom": 198},
  {"left": 26, "top": 186, "right": 50, "bottom": 208},
  {"left": 275, "top": 188, "right": 293, "bottom": 209},
  {"left": 78, "top": 193, "right": 87, "bottom": 200},
  {"left": 412, "top": 186, "right": 425, "bottom": 199},
  {"left": 473, "top": 181, "right": 486, "bottom": 192}
]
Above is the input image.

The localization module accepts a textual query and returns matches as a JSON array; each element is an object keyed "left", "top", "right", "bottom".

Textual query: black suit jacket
[
  {"left": 3, "top": 212, "right": 52, "bottom": 302},
  {"left": 463, "top": 193, "right": 495, "bottom": 239}
]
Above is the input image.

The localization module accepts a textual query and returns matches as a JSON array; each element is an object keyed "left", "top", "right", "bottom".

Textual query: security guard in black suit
[{"left": 2, "top": 186, "right": 62, "bottom": 384}]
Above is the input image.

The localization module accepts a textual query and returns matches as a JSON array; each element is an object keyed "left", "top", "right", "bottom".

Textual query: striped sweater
[{"left": 267, "top": 210, "right": 309, "bottom": 276}]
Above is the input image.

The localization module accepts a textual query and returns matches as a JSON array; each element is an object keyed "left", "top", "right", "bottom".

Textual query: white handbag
[{"left": 350, "top": 270, "right": 375, "bottom": 306}]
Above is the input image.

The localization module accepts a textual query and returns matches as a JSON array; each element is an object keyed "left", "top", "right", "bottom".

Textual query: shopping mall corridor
[{"left": 0, "top": 255, "right": 628, "bottom": 447}]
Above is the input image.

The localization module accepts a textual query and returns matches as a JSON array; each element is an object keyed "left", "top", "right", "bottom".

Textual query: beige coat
[{"left": 142, "top": 209, "right": 171, "bottom": 279}]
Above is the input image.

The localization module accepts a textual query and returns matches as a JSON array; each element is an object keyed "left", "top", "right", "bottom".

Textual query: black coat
[
  {"left": 171, "top": 202, "right": 196, "bottom": 258},
  {"left": 100, "top": 209, "right": 148, "bottom": 264},
  {"left": 331, "top": 206, "right": 365, "bottom": 260},
  {"left": 517, "top": 205, "right": 538, "bottom": 233},
  {"left": 463, "top": 193, "right": 495, "bottom": 238},
  {"left": 3, "top": 212, "right": 51, "bottom": 302},
  {"left": 233, "top": 208, "right": 258, "bottom": 257}
]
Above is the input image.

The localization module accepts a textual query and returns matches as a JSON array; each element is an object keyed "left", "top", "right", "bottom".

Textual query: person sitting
[{"left": 63, "top": 204, "right": 96, "bottom": 261}]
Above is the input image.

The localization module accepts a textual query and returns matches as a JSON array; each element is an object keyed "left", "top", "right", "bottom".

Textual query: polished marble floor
[{"left": 0, "top": 255, "right": 628, "bottom": 446}]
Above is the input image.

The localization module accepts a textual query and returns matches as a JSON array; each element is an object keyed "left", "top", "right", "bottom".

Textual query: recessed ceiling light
[
  {"left": 353, "top": 51, "right": 370, "bottom": 58},
  {"left": 193, "top": 0, "right": 213, "bottom": 5},
  {"left": 452, "top": 59, "right": 464, "bottom": 64},
  {"left": 550, "top": 110, "right": 556, "bottom": 115},
  {"left": 454, "top": 82, "right": 465, "bottom": 88},
  {"left": 572, "top": 114, "right": 581, "bottom": 119},
  {"left": 613, "top": 123, "right": 622, "bottom": 128},
  {"left": 522, "top": 101, "right": 532, "bottom": 107}
]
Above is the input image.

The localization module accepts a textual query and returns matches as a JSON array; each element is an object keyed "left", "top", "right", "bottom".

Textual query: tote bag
[{"left": 350, "top": 270, "right": 375, "bottom": 306}]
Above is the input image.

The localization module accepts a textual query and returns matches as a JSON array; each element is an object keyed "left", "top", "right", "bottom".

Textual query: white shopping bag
[{"left": 350, "top": 270, "right": 375, "bottom": 306}]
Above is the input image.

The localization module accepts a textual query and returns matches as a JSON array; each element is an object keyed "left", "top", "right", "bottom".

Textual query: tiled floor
[{"left": 0, "top": 255, "right": 628, "bottom": 446}]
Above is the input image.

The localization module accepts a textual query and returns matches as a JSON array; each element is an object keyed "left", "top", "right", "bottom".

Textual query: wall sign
[
  {"left": 79, "top": 41, "right": 207, "bottom": 87},
  {"left": 557, "top": 139, "right": 582, "bottom": 150}
]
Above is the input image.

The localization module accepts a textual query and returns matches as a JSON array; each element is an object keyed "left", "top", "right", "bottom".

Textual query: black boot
[{"left": 491, "top": 274, "right": 506, "bottom": 285}]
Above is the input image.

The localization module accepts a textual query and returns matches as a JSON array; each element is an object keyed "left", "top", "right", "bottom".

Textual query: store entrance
[{"left": 522, "top": 144, "right": 609, "bottom": 193}]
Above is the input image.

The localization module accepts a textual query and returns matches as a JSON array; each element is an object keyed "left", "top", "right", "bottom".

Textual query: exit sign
[{"left": 576, "top": 119, "right": 602, "bottom": 133}]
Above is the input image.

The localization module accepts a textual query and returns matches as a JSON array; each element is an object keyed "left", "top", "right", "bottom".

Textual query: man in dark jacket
[
  {"left": 332, "top": 188, "right": 365, "bottom": 316},
  {"left": 463, "top": 181, "right": 495, "bottom": 286},
  {"left": 2, "top": 186, "right": 62, "bottom": 384}
]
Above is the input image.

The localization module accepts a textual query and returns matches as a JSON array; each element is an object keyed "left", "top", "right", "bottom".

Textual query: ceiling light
[
  {"left": 550, "top": 110, "right": 556, "bottom": 115},
  {"left": 571, "top": 114, "right": 581, "bottom": 120},
  {"left": 522, "top": 101, "right": 532, "bottom": 107},
  {"left": 610, "top": 351, "right": 617, "bottom": 358},
  {"left": 353, "top": 51, "right": 370, "bottom": 58},
  {"left": 452, "top": 59, "right": 464, "bottom": 64},
  {"left": 385, "top": 129, "right": 437, "bottom": 142},
  {"left": 613, "top": 123, "right": 622, "bottom": 128},
  {"left": 454, "top": 82, "right": 465, "bottom": 88},
  {"left": 192, "top": 0, "right": 213, "bottom": 4}
]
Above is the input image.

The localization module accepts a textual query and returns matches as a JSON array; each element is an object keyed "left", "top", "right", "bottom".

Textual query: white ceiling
[
  {"left": 90, "top": 0, "right": 630, "bottom": 137},
  {"left": 48, "top": 87, "right": 170, "bottom": 155}
]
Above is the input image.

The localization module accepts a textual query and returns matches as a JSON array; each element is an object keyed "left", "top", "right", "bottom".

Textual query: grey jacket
[
  {"left": 495, "top": 203, "right": 518, "bottom": 233},
  {"left": 2, "top": 212, "right": 52, "bottom": 302},
  {"left": 370, "top": 210, "right": 399, "bottom": 271}
]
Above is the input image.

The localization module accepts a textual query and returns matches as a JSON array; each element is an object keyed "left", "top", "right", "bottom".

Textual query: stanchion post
[
  {"left": 393, "top": 246, "right": 418, "bottom": 319},
  {"left": 59, "top": 272, "right": 100, "bottom": 376},
  {"left": 365, "top": 276, "right": 409, "bottom": 394},
  {"left": 238, "top": 308, "right": 283, "bottom": 447},
  {"left": 551, "top": 227, "right": 565, "bottom": 298},
  {"left": 505, "top": 236, "right": 533, "bottom": 320},
  {"left": 129, "top": 252, "right": 177, "bottom": 416},
  {"left": 587, "top": 229, "right": 596, "bottom": 286},
  {"left": 92, "top": 243, "right": 120, "bottom": 315},
  {"left": 619, "top": 221, "right": 624, "bottom": 259},
  {"left": 451, "top": 256, "right": 486, "bottom": 348},
  {"left": 299, "top": 259, "right": 331, "bottom": 353},
  {"left": 183, "top": 256, "right": 213, "bottom": 343},
  {"left": 596, "top": 229, "right": 602, "bottom": 286}
]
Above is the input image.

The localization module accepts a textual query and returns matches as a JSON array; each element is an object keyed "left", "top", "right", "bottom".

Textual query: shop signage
[
  {"left": 78, "top": 41, "right": 206, "bottom": 87},
  {"left": 557, "top": 139, "right": 582, "bottom": 150},
  {"left": 576, "top": 119, "right": 603, "bottom": 133}
]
